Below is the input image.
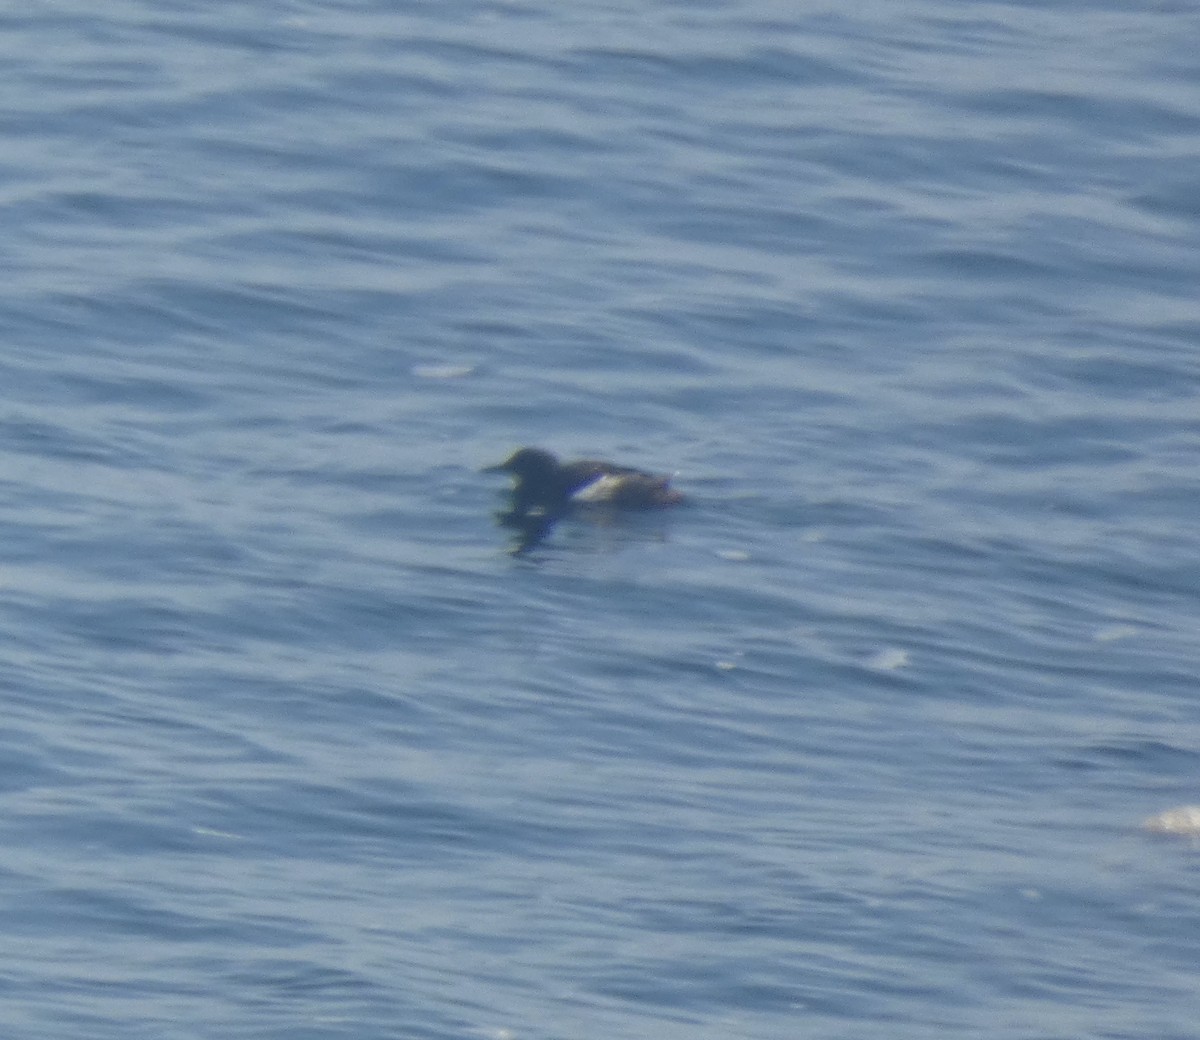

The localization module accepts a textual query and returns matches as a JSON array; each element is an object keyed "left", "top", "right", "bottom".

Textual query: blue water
[{"left": 3, "top": 1, "right": 1199, "bottom": 1037}]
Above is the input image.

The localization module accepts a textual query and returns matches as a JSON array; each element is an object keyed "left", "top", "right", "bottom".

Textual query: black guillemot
[{"left": 484, "top": 447, "right": 684, "bottom": 521}]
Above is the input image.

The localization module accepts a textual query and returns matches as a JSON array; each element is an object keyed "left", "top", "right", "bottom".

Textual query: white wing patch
[{"left": 570, "top": 473, "right": 623, "bottom": 503}]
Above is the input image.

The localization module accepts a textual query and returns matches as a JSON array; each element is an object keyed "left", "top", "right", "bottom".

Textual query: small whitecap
[
  {"left": 1094, "top": 624, "right": 1138, "bottom": 643},
  {"left": 715, "top": 549, "right": 751, "bottom": 561},
  {"left": 191, "top": 826, "right": 243, "bottom": 840},
  {"left": 412, "top": 363, "right": 475, "bottom": 379},
  {"left": 1142, "top": 806, "right": 1200, "bottom": 836},
  {"left": 865, "top": 648, "right": 909, "bottom": 672}
]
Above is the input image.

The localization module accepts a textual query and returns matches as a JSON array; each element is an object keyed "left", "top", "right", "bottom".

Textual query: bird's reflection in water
[
  {"left": 494, "top": 506, "right": 562, "bottom": 556},
  {"left": 494, "top": 504, "right": 677, "bottom": 557}
]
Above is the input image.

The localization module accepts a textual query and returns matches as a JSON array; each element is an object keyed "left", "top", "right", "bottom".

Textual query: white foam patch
[
  {"left": 191, "top": 826, "right": 243, "bottom": 840},
  {"left": 1143, "top": 806, "right": 1200, "bottom": 835},
  {"left": 865, "top": 648, "right": 909, "bottom": 671},
  {"left": 412, "top": 363, "right": 475, "bottom": 378}
]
